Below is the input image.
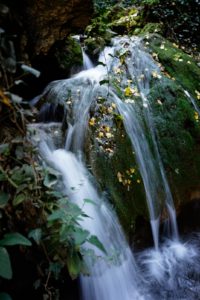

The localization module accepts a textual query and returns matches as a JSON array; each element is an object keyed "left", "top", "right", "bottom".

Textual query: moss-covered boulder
[
  {"left": 146, "top": 34, "right": 200, "bottom": 97},
  {"left": 50, "top": 37, "right": 83, "bottom": 74},
  {"left": 148, "top": 78, "right": 200, "bottom": 208},
  {"left": 139, "top": 22, "right": 164, "bottom": 36},
  {"left": 85, "top": 96, "right": 147, "bottom": 240},
  {"left": 138, "top": 33, "right": 200, "bottom": 210}
]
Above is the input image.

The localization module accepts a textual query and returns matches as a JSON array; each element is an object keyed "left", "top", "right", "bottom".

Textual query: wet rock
[{"left": 20, "top": 0, "right": 93, "bottom": 55}]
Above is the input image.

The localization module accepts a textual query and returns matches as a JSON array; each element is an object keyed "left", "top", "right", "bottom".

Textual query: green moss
[
  {"left": 149, "top": 78, "right": 200, "bottom": 205},
  {"left": 84, "top": 36, "right": 106, "bottom": 58},
  {"left": 146, "top": 34, "right": 200, "bottom": 97},
  {"left": 52, "top": 37, "right": 83, "bottom": 71},
  {"left": 86, "top": 99, "right": 147, "bottom": 239},
  {"left": 139, "top": 23, "right": 163, "bottom": 36}
]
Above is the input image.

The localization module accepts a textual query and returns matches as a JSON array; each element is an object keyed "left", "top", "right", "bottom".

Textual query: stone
[{"left": 20, "top": 0, "right": 93, "bottom": 55}]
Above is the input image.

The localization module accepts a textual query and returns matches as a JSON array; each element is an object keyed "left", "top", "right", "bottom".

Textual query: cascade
[
  {"left": 40, "top": 144, "right": 144, "bottom": 300},
  {"left": 43, "top": 36, "right": 178, "bottom": 247},
  {"left": 184, "top": 90, "right": 200, "bottom": 116},
  {"left": 82, "top": 47, "right": 94, "bottom": 70},
  {"left": 31, "top": 35, "right": 200, "bottom": 300}
]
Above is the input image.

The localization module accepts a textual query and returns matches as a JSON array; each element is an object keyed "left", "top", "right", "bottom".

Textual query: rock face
[
  {"left": 21, "top": 0, "right": 93, "bottom": 55},
  {"left": 0, "top": 0, "right": 92, "bottom": 98}
]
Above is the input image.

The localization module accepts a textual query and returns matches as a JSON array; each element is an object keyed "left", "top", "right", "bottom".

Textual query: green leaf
[
  {"left": 0, "top": 171, "right": 6, "bottom": 181},
  {"left": 47, "top": 209, "right": 65, "bottom": 222},
  {"left": 0, "top": 192, "right": 9, "bottom": 208},
  {"left": 28, "top": 229, "right": 42, "bottom": 245},
  {"left": 49, "top": 262, "right": 63, "bottom": 280},
  {"left": 13, "top": 193, "right": 26, "bottom": 206},
  {"left": 0, "top": 233, "right": 31, "bottom": 246},
  {"left": 99, "top": 79, "right": 109, "bottom": 86},
  {"left": 0, "top": 293, "right": 12, "bottom": 300},
  {"left": 66, "top": 252, "right": 83, "bottom": 279},
  {"left": 73, "top": 228, "right": 90, "bottom": 246},
  {"left": 46, "top": 191, "right": 63, "bottom": 199},
  {"left": 44, "top": 173, "right": 58, "bottom": 188},
  {"left": 87, "top": 235, "right": 107, "bottom": 254},
  {"left": 67, "top": 202, "right": 83, "bottom": 218},
  {"left": 0, "top": 144, "right": 10, "bottom": 155},
  {"left": 0, "top": 247, "right": 12, "bottom": 279},
  {"left": 83, "top": 198, "right": 96, "bottom": 206},
  {"left": 15, "top": 145, "right": 24, "bottom": 160}
]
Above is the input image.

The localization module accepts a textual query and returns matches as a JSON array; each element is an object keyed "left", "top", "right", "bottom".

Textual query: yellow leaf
[
  {"left": 157, "top": 99, "right": 163, "bottom": 105},
  {"left": 195, "top": 90, "right": 200, "bottom": 100},
  {"left": 152, "top": 71, "right": 161, "bottom": 79},
  {"left": 124, "top": 86, "right": 133, "bottom": 97},
  {"left": 89, "top": 117, "right": 96, "bottom": 126},
  {"left": 114, "top": 68, "right": 122, "bottom": 74},
  {"left": 98, "top": 132, "right": 104, "bottom": 138},
  {"left": 124, "top": 86, "right": 139, "bottom": 97},
  {"left": 152, "top": 52, "right": 158, "bottom": 60},
  {"left": 105, "top": 132, "right": 113, "bottom": 139},
  {"left": 137, "top": 179, "right": 141, "bottom": 184},
  {"left": 117, "top": 172, "right": 123, "bottom": 183},
  {"left": 172, "top": 43, "right": 179, "bottom": 49},
  {"left": 130, "top": 168, "right": 135, "bottom": 174},
  {"left": 107, "top": 107, "right": 113, "bottom": 114},
  {"left": 194, "top": 111, "right": 199, "bottom": 121},
  {"left": 0, "top": 90, "right": 13, "bottom": 109}
]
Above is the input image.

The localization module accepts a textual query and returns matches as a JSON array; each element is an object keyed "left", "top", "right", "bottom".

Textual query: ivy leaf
[
  {"left": 0, "top": 143, "right": 10, "bottom": 155},
  {"left": 87, "top": 235, "right": 107, "bottom": 254},
  {"left": 73, "top": 228, "right": 90, "bottom": 246},
  {"left": 0, "top": 192, "right": 9, "bottom": 208},
  {"left": 44, "top": 173, "right": 58, "bottom": 188},
  {"left": 0, "top": 233, "right": 31, "bottom": 246},
  {"left": 66, "top": 252, "right": 83, "bottom": 279},
  {"left": 28, "top": 229, "right": 42, "bottom": 245},
  {"left": 13, "top": 193, "right": 26, "bottom": 206},
  {"left": 0, "top": 247, "right": 12, "bottom": 279},
  {"left": 83, "top": 198, "right": 97, "bottom": 206},
  {"left": 47, "top": 209, "right": 65, "bottom": 222}
]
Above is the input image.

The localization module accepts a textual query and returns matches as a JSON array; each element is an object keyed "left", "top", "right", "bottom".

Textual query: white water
[
  {"left": 42, "top": 36, "right": 179, "bottom": 248},
  {"left": 32, "top": 35, "right": 200, "bottom": 300},
  {"left": 184, "top": 90, "right": 200, "bottom": 116},
  {"left": 82, "top": 48, "right": 94, "bottom": 70},
  {"left": 41, "top": 144, "right": 145, "bottom": 300},
  {"left": 37, "top": 137, "right": 200, "bottom": 300}
]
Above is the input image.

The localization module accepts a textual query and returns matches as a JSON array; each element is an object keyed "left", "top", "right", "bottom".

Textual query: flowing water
[
  {"left": 82, "top": 48, "right": 94, "bottom": 70},
  {"left": 31, "top": 35, "right": 200, "bottom": 299}
]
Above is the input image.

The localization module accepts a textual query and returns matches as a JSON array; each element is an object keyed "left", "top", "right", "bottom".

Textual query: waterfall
[
  {"left": 43, "top": 36, "right": 178, "bottom": 248},
  {"left": 184, "top": 90, "right": 200, "bottom": 116},
  {"left": 31, "top": 35, "right": 200, "bottom": 300},
  {"left": 40, "top": 144, "right": 144, "bottom": 300},
  {"left": 82, "top": 47, "right": 94, "bottom": 70},
  {"left": 110, "top": 37, "right": 179, "bottom": 243}
]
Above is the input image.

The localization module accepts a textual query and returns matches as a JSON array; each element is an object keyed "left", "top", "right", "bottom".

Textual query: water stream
[{"left": 31, "top": 35, "right": 200, "bottom": 299}]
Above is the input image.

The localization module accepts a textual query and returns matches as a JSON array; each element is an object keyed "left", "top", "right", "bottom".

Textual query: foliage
[
  {"left": 0, "top": 233, "right": 31, "bottom": 280},
  {"left": 145, "top": 0, "right": 200, "bottom": 50},
  {"left": 0, "top": 88, "right": 106, "bottom": 297}
]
